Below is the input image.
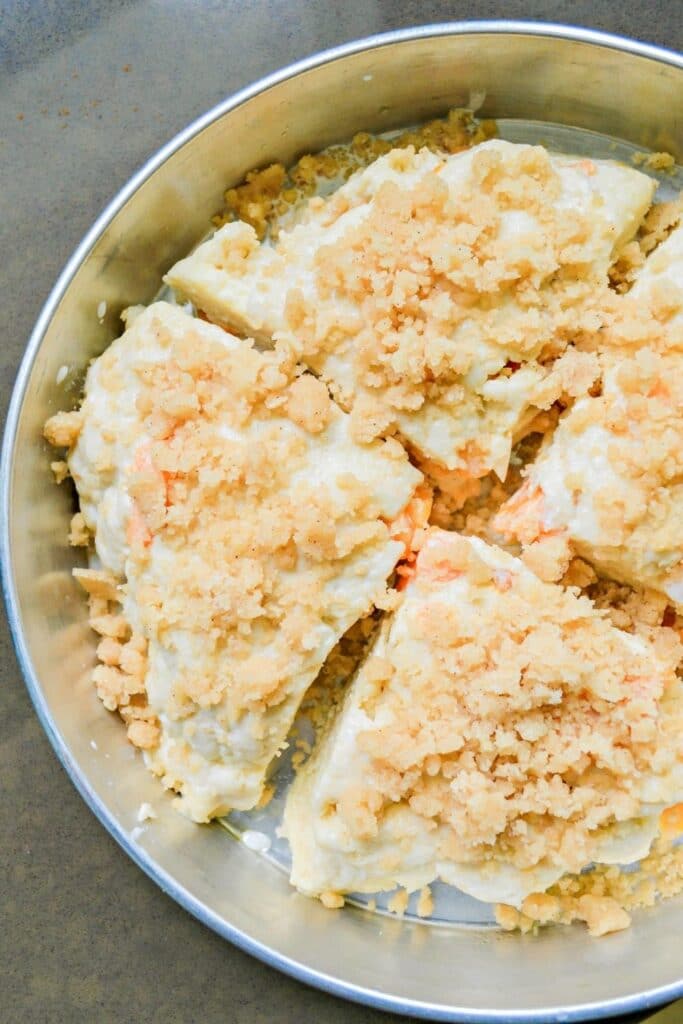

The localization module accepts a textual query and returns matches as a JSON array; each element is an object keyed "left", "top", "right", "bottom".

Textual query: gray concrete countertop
[{"left": 1, "top": 3, "right": 681, "bottom": 1022}]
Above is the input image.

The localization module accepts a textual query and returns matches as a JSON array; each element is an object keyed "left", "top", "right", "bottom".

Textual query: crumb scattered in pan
[
  {"left": 496, "top": 836, "right": 683, "bottom": 937},
  {"left": 387, "top": 889, "right": 410, "bottom": 917},
  {"left": 213, "top": 108, "right": 497, "bottom": 240},
  {"left": 137, "top": 802, "right": 156, "bottom": 823},
  {"left": 72, "top": 571, "right": 160, "bottom": 752},
  {"left": 68, "top": 512, "right": 90, "bottom": 547},
  {"left": 632, "top": 150, "right": 676, "bottom": 172},
  {"left": 43, "top": 409, "right": 82, "bottom": 448},
  {"left": 610, "top": 194, "right": 682, "bottom": 290},
  {"left": 416, "top": 887, "right": 434, "bottom": 919},
  {"left": 320, "top": 890, "right": 345, "bottom": 909},
  {"left": 50, "top": 460, "right": 69, "bottom": 484}
]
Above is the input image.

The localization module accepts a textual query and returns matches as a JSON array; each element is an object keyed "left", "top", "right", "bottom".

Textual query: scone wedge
[
  {"left": 284, "top": 529, "right": 683, "bottom": 907},
  {"left": 167, "top": 140, "right": 656, "bottom": 495},
  {"left": 45, "top": 301, "right": 423, "bottom": 820}
]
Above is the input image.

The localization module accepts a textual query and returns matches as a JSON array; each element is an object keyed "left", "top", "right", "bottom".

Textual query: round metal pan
[{"left": 2, "top": 22, "right": 683, "bottom": 1023}]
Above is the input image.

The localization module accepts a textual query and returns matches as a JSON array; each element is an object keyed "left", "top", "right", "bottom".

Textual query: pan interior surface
[{"left": 3, "top": 24, "right": 683, "bottom": 1024}]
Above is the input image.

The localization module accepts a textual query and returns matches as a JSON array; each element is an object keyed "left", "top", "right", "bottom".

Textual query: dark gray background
[{"left": 1, "top": 3, "right": 681, "bottom": 1022}]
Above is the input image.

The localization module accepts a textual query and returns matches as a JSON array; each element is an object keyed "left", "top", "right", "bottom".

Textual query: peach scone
[
  {"left": 285, "top": 530, "right": 683, "bottom": 908},
  {"left": 43, "top": 130, "right": 683, "bottom": 934},
  {"left": 494, "top": 222, "right": 683, "bottom": 603},
  {"left": 45, "top": 301, "right": 423, "bottom": 820},
  {"left": 167, "top": 141, "right": 655, "bottom": 497}
]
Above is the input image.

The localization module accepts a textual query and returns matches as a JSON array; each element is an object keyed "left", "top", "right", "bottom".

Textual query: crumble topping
[
  {"left": 610, "top": 194, "right": 682, "bottom": 291},
  {"left": 124, "top": 356, "right": 396, "bottom": 717},
  {"left": 496, "top": 834, "right": 683, "bottom": 937},
  {"left": 169, "top": 139, "right": 654, "bottom": 491},
  {"left": 55, "top": 301, "right": 420, "bottom": 820},
  {"left": 274, "top": 144, "right": 652, "bottom": 479},
  {"left": 494, "top": 349, "right": 683, "bottom": 605},
  {"left": 213, "top": 108, "right": 497, "bottom": 240},
  {"left": 43, "top": 128, "right": 683, "bottom": 937},
  {"left": 43, "top": 409, "right": 82, "bottom": 448},
  {"left": 285, "top": 531, "right": 683, "bottom": 924},
  {"left": 73, "top": 569, "right": 159, "bottom": 751},
  {"left": 341, "top": 534, "right": 682, "bottom": 873},
  {"left": 308, "top": 147, "right": 603, "bottom": 402}
]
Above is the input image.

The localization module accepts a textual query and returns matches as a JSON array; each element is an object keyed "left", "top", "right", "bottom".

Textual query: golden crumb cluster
[
  {"left": 496, "top": 836, "right": 683, "bottom": 937},
  {"left": 280, "top": 145, "right": 609, "bottom": 445},
  {"left": 336, "top": 534, "right": 682, "bottom": 880},
  {"left": 610, "top": 194, "right": 682, "bottom": 291},
  {"left": 569, "top": 353, "right": 683, "bottom": 558},
  {"left": 44, "top": 118, "right": 683, "bottom": 936},
  {"left": 580, "top": 285, "right": 682, "bottom": 357},
  {"left": 121, "top": 318, "right": 391, "bottom": 720},
  {"left": 73, "top": 567, "right": 159, "bottom": 750},
  {"left": 493, "top": 346, "right": 683, "bottom": 601},
  {"left": 214, "top": 108, "right": 497, "bottom": 239},
  {"left": 43, "top": 409, "right": 82, "bottom": 448}
]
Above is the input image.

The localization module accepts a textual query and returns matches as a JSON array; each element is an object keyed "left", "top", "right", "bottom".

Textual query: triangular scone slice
[
  {"left": 493, "top": 348, "right": 683, "bottom": 606},
  {"left": 167, "top": 140, "right": 655, "bottom": 487},
  {"left": 284, "top": 529, "right": 683, "bottom": 907},
  {"left": 494, "top": 221, "right": 683, "bottom": 597},
  {"left": 56, "top": 302, "right": 423, "bottom": 821}
]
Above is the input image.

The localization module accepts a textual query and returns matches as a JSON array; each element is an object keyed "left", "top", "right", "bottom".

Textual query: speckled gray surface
[{"left": 1, "top": 3, "right": 681, "bottom": 1022}]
